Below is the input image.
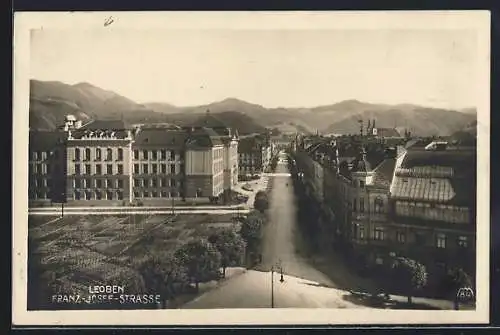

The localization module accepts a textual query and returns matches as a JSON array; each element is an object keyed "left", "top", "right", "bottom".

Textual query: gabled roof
[
  {"left": 375, "top": 128, "right": 401, "bottom": 138},
  {"left": 185, "top": 127, "right": 223, "bottom": 148},
  {"left": 133, "top": 128, "right": 188, "bottom": 147},
  {"left": 390, "top": 149, "right": 476, "bottom": 206},
  {"left": 371, "top": 158, "right": 397, "bottom": 188},
  {"left": 29, "top": 130, "right": 67, "bottom": 151},
  {"left": 79, "top": 119, "right": 127, "bottom": 130}
]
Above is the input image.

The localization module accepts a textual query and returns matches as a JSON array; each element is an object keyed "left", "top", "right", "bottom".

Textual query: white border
[{"left": 12, "top": 11, "right": 491, "bottom": 326}]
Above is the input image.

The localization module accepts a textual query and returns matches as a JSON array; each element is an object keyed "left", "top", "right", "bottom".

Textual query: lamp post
[{"left": 271, "top": 260, "right": 285, "bottom": 308}]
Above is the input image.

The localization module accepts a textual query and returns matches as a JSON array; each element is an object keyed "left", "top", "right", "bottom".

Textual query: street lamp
[{"left": 271, "top": 260, "right": 285, "bottom": 308}]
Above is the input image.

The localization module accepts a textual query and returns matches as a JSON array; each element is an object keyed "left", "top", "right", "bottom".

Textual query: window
[
  {"left": 134, "top": 150, "right": 139, "bottom": 160},
  {"left": 397, "top": 232, "right": 406, "bottom": 243},
  {"left": 152, "top": 150, "right": 157, "bottom": 160},
  {"left": 96, "top": 190, "right": 102, "bottom": 200},
  {"left": 196, "top": 188, "right": 203, "bottom": 197},
  {"left": 134, "top": 164, "right": 140, "bottom": 174},
  {"left": 96, "top": 179, "right": 102, "bottom": 188},
  {"left": 161, "top": 191, "right": 168, "bottom": 198},
  {"left": 170, "top": 150, "right": 176, "bottom": 160},
  {"left": 96, "top": 148, "right": 102, "bottom": 161},
  {"left": 374, "top": 227, "right": 385, "bottom": 241},
  {"left": 75, "top": 179, "right": 81, "bottom": 188},
  {"left": 134, "top": 191, "right": 140, "bottom": 198},
  {"left": 85, "top": 191, "right": 92, "bottom": 200},
  {"left": 374, "top": 197, "right": 384, "bottom": 213},
  {"left": 75, "top": 164, "right": 81, "bottom": 175},
  {"left": 360, "top": 198, "right": 365, "bottom": 213},
  {"left": 106, "top": 148, "right": 113, "bottom": 161},
  {"left": 352, "top": 199, "right": 357, "bottom": 212},
  {"left": 107, "top": 164, "right": 113, "bottom": 175},
  {"left": 143, "top": 164, "right": 149, "bottom": 174},
  {"left": 74, "top": 191, "right": 81, "bottom": 200},
  {"left": 143, "top": 150, "right": 148, "bottom": 160},
  {"left": 85, "top": 148, "right": 91, "bottom": 161},
  {"left": 152, "top": 179, "right": 157, "bottom": 187},
  {"left": 96, "top": 164, "right": 102, "bottom": 175},
  {"left": 117, "top": 179, "right": 124, "bottom": 188},
  {"left": 106, "top": 191, "right": 113, "bottom": 200},
  {"left": 117, "top": 164, "right": 123, "bottom": 175},
  {"left": 117, "top": 148, "right": 123, "bottom": 161},
  {"left": 106, "top": 179, "right": 112, "bottom": 188},
  {"left": 458, "top": 236, "right": 468, "bottom": 248},
  {"left": 359, "top": 226, "right": 365, "bottom": 239},
  {"left": 144, "top": 191, "right": 149, "bottom": 198},
  {"left": 85, "top": 164, "right": 91, "bottom": 175},
  {"left": 160, "top": 150, "right": 166, "bottom": 160},
  {"left": 161, "top": 164, "right": 167, "bottom": 174},
  {"left": 171, "top": 179, "right": 176, "bottom": 187},
  {"left": 117, "top": 191, "right": 123, "bottom": 200},
  {"left": 436, "top": 233, "right": 446, "bottom": 249},
  {"left": 134, "top": 178, "right": 140, "bottom": 187},
  {"left": 359, "top": 180, "right": 365, "bottom": 188},
  {"left": 171, "top": 164, "right": 176, "bottom": 174},
  {"left": 74, "top": 148, "right": 81, "bottom": 161},
  {"left": 152, "top": 191, "right": 158, "bottom": 198},
  {"left": 152, "top": 164, "right": 158, "bottom": 174}
]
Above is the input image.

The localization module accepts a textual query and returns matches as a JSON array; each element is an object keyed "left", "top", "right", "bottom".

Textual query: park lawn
[{"left": 28, "top": 212, "right": 240, "bottom": 306}]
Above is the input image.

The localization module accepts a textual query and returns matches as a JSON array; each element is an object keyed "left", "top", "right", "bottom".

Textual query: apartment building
[
  {"left": 28, "top": 116, "right": 240, "bottom": 205},
  {"left": 131, "top": 126, "right": 187, "bottom": 200},
  {"left": 65, "top": 120, "right": 133, "bottom": 204},
  {"left": 238, "top": 134, "right": 272, "bottom": 176},
  {"left": 293, "top": 134, "right": 477, "bottom": 288},
  {"left": 28, "top": 131, "right": 68, "bottom": 205}
]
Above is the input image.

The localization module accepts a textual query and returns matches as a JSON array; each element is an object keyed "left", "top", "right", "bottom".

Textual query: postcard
[{"left": 12, "top": 10, "right": 490, "bottom": 326}]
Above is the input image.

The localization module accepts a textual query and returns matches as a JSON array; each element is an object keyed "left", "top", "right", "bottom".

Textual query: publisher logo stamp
[{"left": 456, "top": 287, "right": 475, "bottom": 303}]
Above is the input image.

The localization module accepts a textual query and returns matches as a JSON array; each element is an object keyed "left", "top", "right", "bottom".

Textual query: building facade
[
  {"left": 28, "top": 116, "right": 240, "bottom": 206},
  {"left": 292, "top": 134, "right": 477, "bottom": 290},
  {"left": 238, "top": 134, "right": 272, "bottom": 176}
]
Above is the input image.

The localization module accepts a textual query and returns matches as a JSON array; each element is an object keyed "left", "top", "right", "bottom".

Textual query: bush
[
  {"left": 208, "top": 228, "right": 246, "bottom": 277},
  {"left": 254, "top": 191, "right": 269, "bottom": 213},
  {"left": 240, "top": 210, "right": 266, "bottom": 254}
]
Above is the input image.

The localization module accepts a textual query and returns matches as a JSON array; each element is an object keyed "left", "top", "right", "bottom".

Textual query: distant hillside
[
  {"left": 324, "top": 107, "right": 476, "bottom": 137},
  {"left": 29, "top": 80, "right": 476, "bottom": 137},
  {"left": 29, "top": 80, "right": 165, "bottom": 129}
]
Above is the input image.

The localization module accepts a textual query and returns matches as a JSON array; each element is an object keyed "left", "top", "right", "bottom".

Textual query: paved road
[
  {"left": 183, "top": 155, "right": 358, "bottom": 308},
  {"left": 28, "top": 209, "right": 250, "bottom": 216}
]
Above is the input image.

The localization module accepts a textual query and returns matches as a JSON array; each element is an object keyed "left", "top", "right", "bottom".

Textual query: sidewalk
[{"left": 233, "top": 174, "right": 270, "bottom": 209}]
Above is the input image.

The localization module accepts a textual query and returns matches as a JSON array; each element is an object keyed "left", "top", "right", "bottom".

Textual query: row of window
[
  {"left": 213, "top": 160, "right": 224, "bottom": 173},
  {"left": 74, "top": 164, "right": 124, "bottom": 176},
  {"left": 74, "top": 148, "right": 124, "bottom": 162},
  {"left": 133, "top": 178, "right": 179, "bottom": 188},
  {"left": 395, "top": 203, "right": 470, "bottom": 224},
  {"left": 134, "top": 191, "right": 182, "bottom": 198},
  {"left": 73, "top": 178, "right": 125, "bottom": 189},
  {"left": 357, "top": 227, "right": 470, "bottom": 248},
  {"left": 352, "top": 197, "right": 385, "bottom": 213},
  {"left": 31, "top": 150, "right": 59, "bottom": 161},
  {"left": 133, "top": 149, "right": 177, "bottom": 161},
  {"left": 133, "top": 163, "right": 179, "bottom": 175},
  {"left": 74, "top": 190, "right": 124, "bottom": 201}
]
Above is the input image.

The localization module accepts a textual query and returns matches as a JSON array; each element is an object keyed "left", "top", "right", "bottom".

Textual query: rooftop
[
  {"left": 29, "top": 130, "right": 67, "bottom": 151},
  {"left": 133, "top": 128, "right": 188, "bottom": 147},
  {"left": 79, "top": 119, "right": 128, "bottom": 131}
]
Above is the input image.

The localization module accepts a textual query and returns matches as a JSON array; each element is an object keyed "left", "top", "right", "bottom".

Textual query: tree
[
  {"left": 208, "top": 228, "right": 246, "bottom": 278},
  {"left": 254, "top": 191, "right": 269, "bottom": 213},
  {"left": 391, "top": 257, "right": 428, "bottom": 304},
  {"left": 137, "top": 253, "right": 187, "bottom": 307},
  {"left": 240, "top": 210, "right": 265, "bottom": 252},
  {"left": 444, "top": 267, "right": 473, "bottom": 310},
  {"left": 174, "top": 238, "right": 221, "bottom": 292}
]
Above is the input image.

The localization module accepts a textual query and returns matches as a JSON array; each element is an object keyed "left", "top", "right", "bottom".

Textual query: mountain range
[{"left": 29, "top": 79, "right": 476, "bottom": 137}]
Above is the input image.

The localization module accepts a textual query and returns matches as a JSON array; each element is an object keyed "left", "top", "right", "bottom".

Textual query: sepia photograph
[{"left": 12, "top": 11, "right": 490, "bottom": 326}]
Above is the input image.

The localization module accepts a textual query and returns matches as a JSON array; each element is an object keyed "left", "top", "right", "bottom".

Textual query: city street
[{"left": 183, "top": 154, "right": 367, "bottom": 308}]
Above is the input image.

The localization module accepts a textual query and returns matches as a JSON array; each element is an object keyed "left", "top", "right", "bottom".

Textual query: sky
[{"left": 30, "top": 29, "right": 478, "bottom": 109}]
